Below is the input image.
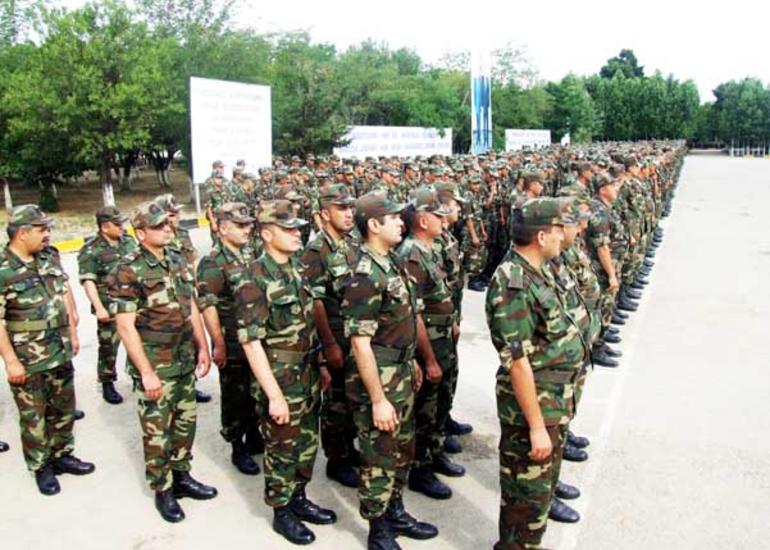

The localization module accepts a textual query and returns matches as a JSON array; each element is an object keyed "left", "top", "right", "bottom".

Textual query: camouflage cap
[
  {"left": 212, "top": 159, "right": 224, "bottom": 168},
  {"left": 216, "top": 202, "right": 255, "bottom": 224},
  {"left": 8, "top": 204, "right": 53, "bottom": 228},
  {"left": 154, "top": 193, "right": 183, "bottom": 213},
  {"left": 96, "top": 205, "right": 128, "bottom": 225},
  {"left": 411, "top": 186, "right": 453, "bottom": 216},
  {"left": 319, "top": 183, "right": 355, "bottom": 206},
  {"left": 558, "top": 197, "right": 590, "bottom": 225},
  {"left": 591, "top": 173, "right": 614, "bottom": 194},
  {"left": 514, "top": 198, "right": 569, "bottom": 227},
  {"left": 236, "top": 159, "right": 246, "bottom": 167},
  {"left": 274, "top": 170, "right": 289, "bottom": 180},
  {"left": 468, "top": 173, "right": 482, "bottom": 184},
  {"left": 274, "top": 185, "right": 303, "bottom": 202},
  {"left": 576, "top": 161, "right": 592, "bottom": 173},
  {"left": 355, "top": 191, "right": 405, "bottom": 223},
  {"left": 434, "top": 182, "right": 466, "bottom": 204},
  {"left": 257, "top": 200, "right": 307, "bottom": 228},
  {"left": 387, "top": 168, "right": 401, "bottom": 177},
  {"left": 131, "top": 201, "right": 169, "bottom": 229},
  {"left": 341, "top": 165, "right": 355, "bottom": 175}
]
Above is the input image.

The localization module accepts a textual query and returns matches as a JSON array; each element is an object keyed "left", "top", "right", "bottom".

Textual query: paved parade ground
[{"left": 1, "top": 153, "right": 768, "bottom": 549}]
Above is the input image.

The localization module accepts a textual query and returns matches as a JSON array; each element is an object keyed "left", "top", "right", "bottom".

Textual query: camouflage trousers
[
  {"left": 321, "top": 353, "right": 357, "bottom": 463},
  {"left": 9, "top": 362, "right": 76, "bottom": 471},
  {"left": 414, "top": 332, "right": 456, "bottom": 467},
  {"left": 135, "top": 372, "right": 197, "bottom": 492},
  {"left": 462, "top": 241, "right": 488, "bottom": 279},
  {"left": 621, "top": 230, "right": 644, "bottom": 287},
  {"left": 219, "top": 350, "right": 258, "bottom": 443},
  {"left": 495, "top": 423, "right": 566, "bottom": 550},
  {"left": 96, "top": 320, "right": 120, "bottom": 383},
  {"left": 254, "top": 361, "right": 320, "bottom": 508},
  {"left": 351, "top": 361, "right": 416, "bottom": 520},
  {"left": 436, "top": 333, "right": 460, "bottom": 437},
  {"left": 596, "top": 259, "right": 622, "bottom": 331}
]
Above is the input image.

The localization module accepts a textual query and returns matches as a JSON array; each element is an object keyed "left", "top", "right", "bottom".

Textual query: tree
[
  {"left": 600, "top": 49, "right": 644, "bottom": 79},
  {"left": 545, "top": 74, "right": 600, "bottom": 143},
  {"left": 0, "top": 0, "right": 43, "bottom": 45}
]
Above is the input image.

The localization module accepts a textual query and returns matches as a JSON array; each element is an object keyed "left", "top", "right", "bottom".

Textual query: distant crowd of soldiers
[{"left": 0, "top": 140, "right": 685, "bottom": 550}]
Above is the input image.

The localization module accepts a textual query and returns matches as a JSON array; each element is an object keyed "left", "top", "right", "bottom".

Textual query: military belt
[
  {"left": 264, "top": 347, "right": 310, "bottom": 365},
  {"left": 371, "top": 344, "right": 414, "bottom": 364},
  {"left": 4, "top": 318, "right": 67, "bottom": 333},
  {"left": 422, "top": 313, "right": 454, "bottom": 327},
  {"left": 534, "top": 368, "right": 579, "bottom": 384}
]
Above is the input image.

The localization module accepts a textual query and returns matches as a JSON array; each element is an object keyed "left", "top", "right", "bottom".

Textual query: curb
[{"left": 53, "top": 216, "right": 210, "bottom": 254}]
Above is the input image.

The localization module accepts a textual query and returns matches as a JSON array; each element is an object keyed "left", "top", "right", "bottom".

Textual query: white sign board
[
  {"left": 189, "top": 77, "right": 272, "bottom": 183},
  {"left": 333, "top": 126, "right": 452, "bottom": 158},
  {"left": 505, "top": 129, "right": 552, "bottom": 151}
]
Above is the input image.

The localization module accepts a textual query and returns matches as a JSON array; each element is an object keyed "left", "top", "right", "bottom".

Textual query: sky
[{"left": 59, "top": 0, "right": 768, "bottom": 103}]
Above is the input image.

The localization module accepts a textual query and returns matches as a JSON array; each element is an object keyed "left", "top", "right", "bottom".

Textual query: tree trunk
[
  {"left": 101, "top": 156, "right": 115, "bottom": 206},
  {"left": 2, "top": 177, "right": 12, "bottom": 210}
]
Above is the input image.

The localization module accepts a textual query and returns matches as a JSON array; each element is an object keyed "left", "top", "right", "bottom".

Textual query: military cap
[
  {"left": 216, "top": 202, "right": 255, "bottom": 224},
  {"left": 576, "top": 161, "right": 592, "bottom": 173},
  {"left": 274, "top": 170, "right": 289, "bottom": 180},
  {"left": 258, "top": 167, "right": 272, "bottom": 175},
  {"left": 274, "top": 186, "right": 303, "bottom": 202},
  {"left": 131, "top": 201, "right": 168, "bottom": 229},
  {"left": 434, "top": 182, "right": 466, "bottom": 204},
  {"left": 290, "top": 155, "right": 301, "bottom": 162},
  {"left": 212, "top": 160, "right": 224, "bottom": 168},
  {"left": 622, "top": 155, "right": 639, "bottom": 168},
  {"left": 288, "top": 166, "right": 299, "bottom": 174},
  {"left": 514, "top": 198, "right": 569, "bottom": 227},
  {"left": 315, "top": 170, "right": 332, "bottom": 180},
  {"left": 388, "top": 168, "right": 401, "bottom": 177},
  {"left": 96, "top": 205, "right": 128, "bottom": 225},
  {"left": 354, "top": 191, "right": 405, "bottom": 223},
  {"left": 8, "top": 204, "right": 53, "bottom": 227},
  {"left": 404, "top": 162, "right": 419, "bottom": 171},
  {"left": 591, "top": 173, "right": 614, "bottom": 193},
  {"left": 467, "top": 174, "right": 482, "bottom": 184},
  {"left": 154, "top": 193, "right": 183, "bottom": 213},
  {"left": 329, "top": 154, "right": 340, "bottom": 162},
  {"left": 484, "top": 166, "right": 500, "bottom": 178},
  {"left": 257, "top": 200, "right": 307, "bottom": 228},
  {"left": 319, "top": 183, "right": 355, "bottom": 206},
  {"left": 306, "top": 153, "right": 315, "bottom": 160},
  {"left": 521, "top": 171, "right": 542, "bottom": 187},
  {"left": 341, "top": 165, "right": 355, "bottom": 175},
  {"left": 411, "top": 186, "right": 453, "bottom": 216},
  {"left": 558, "top": 197, "right": 589, "bottom": 225},
  {"left": 609, "top": 163, "right": 626, "bottom": 177}
]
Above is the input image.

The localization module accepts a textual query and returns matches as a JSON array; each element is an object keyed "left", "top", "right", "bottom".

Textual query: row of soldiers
[{"left": 0, "top": 141, "right": 685, "bottom": 550}]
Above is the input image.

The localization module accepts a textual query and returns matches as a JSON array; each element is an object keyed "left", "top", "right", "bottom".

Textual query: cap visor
[{"left": 276, "top": 218, "right": 308, "bottom": 229}]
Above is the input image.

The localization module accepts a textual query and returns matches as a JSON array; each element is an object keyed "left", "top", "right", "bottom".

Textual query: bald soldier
[{"left": 0, "top": 205, "right": 94, "bottom": 495}]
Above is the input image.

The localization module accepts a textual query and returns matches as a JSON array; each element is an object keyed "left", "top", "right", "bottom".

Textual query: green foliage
[
  {"left": 545, "top": 75, "right": 600, "bottom": 143},
  {"left": 600, "top": 49, "right": 644, "bottom": 79},
  {"left": 711, "top": 78, "right": 770, "bottom": 144}
]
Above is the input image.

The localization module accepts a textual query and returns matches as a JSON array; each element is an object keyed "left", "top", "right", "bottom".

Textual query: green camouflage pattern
[
  {"left": 9, "top": 362, "right": 76, "bottom": 471},
  {"left": 169, "top": 226, "right": 198, "bottom": 280},
  {"left": 135, "top": 371, "right": 197, "bottom": 491},
  {"left": 461, "top": 190, "right": 488, "bottom": 278},
  {"left": 0, "top": 246, "right": 73, "bottom": 375}
]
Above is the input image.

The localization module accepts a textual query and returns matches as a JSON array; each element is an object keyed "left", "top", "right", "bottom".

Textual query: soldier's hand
[
  {"left": 608, "top": 275, "right": 620, "bottom": 293},
  {"left": 528, "top": 426, "right": 553, "bottom": 462},
  {"left": 325, "top": 342, "right": 344, "bottom": 370},
  {"left": 412, "top": 360, "right": 423, "bottom": 392},
  {"left": 70, "top": 327, "right": 80, "bottom": 356},
  {"left": 269, "top": 396, "right": 290, "bottom": 425},
  {"left": 471, "top": 236, "right": 480, "bottom": 247},
  {"left": 95, "top": 307, "right": 111, "bottom": 323},
  {"left": 196, "top": 349, "right": 212, "bottom": 378},
  {"left": 6, "top": 358, "right": 26, "bottom": 386},
  {"left": 320, "top": 366, "right": 332, "bottom": 393},
  {"left": 142, "top": 372, "right": 163, "bottom": 401},
  {"left": 452, "top": 323, "right": 460, "bottom": 342},
  {"left": 372, "top": 398, "right": 398, "bottom": 433},
  {"left": 426, "top": 360, "right": 442, "bottom": 383},
  {"left": 212, "top": 344, "right": 227, "bottom": 369}
]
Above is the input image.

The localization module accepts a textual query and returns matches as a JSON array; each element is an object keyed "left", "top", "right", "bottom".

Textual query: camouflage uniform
[
  {"left": 196, "top": 238, "right": 259, "bottom": 444},
  {"left": 461, "top": 179, "right": 488, "bottom": 281},
  {"left": 77, "top": 231, "right": 137, "bottom": 382},
  {"left": 235, "top": 250, "right": 320, "bottom": 508},
  {"left": 202, "top": 173, "right": 230, "bottom": 241},
  {"left": 486, "top": 200, "right": 589, "bottom": 550},
  {"left": 342, "top": 242, "right": 418, "bottom": 519},
  {"left": 108, "top": 232, "right": 199, "bottom": 492},
  {"left": 300, "top": 225, "right": 359, "bottom": 466},
  {"left": 1, "top": 236, "right": 76, "bottom": 471}
]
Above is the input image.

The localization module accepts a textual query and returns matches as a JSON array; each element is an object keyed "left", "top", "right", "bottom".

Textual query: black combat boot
[
  {"left": 326, "top": 459, "right": 358, "bottom": 488},
  {"left": 72, "top": 409, "right": 85, "bottom": 421},
  {"left": 603, "top": 331, "right": 622, "bottom": 344},
  {"left": 443, "top": 435, "right": 463, "bottom": 454},
  {"left": 231, "top": 439, "right": 260, "bottom": 475},
  {"left": 445, "top": 416, "right": 473, "bottom": 435},
  {"left": 549, "top": 496, "right": 580, "bottom": 523},
  {"left": 408, "top": 465, "right": 452, "bottom": 499},
  {"left": 562, "top": 442, "right": 588, "bottom": 462},
  {"left": 245, "top": 427, "right": 265, "bottom": 454},
  {"left": 624, "top": 288, "right": 643, "bottom": 300},
  {"left": 155, "top": 489, "right": 185, "bottom": 523},
  {"left": 592, "top": 346, "right": 619, "bottom": 368},
  {"left": 554, "top": 481, "right": 581, "bottom": 500},
  {"left": 610, "top": 312, "right": 626, "bottom": 326},
  {"left": 602, "top": 345, "right": 622, "bottom": 358},
  {"left": 101, "top": 381, "right": 123, "bottom": 404},
  {"left": 273, "top": 506, "right": 315, "bottom": 545},
  {"left": 432, "top": 454, "right": 465, "bottom": 477},
  {"left": 0, "top": 440, "right": 9, "bottom": 453},
  {"left": 384, "top": 496, "right": 438, "bottom": 539},
  {"left": 53, "top": 454, "right": 95, "bottom": 475},
  {"left": 172, "top": 470, "right": 218, "bottom": 500},
  {"left": 289, "top": 487, "right": 337, "bottom": 525},
  {"left": 566, "top": 430, "right": 589, "bottom": 449},
  {"left": 35, "top": 463, "right": 60, "bottom": 496},
  {"left": 368, "top": 515, "right": 401, "bottom": 550},
  {"left": 194, "top": 389, "right": 211, "bottom": 403}
]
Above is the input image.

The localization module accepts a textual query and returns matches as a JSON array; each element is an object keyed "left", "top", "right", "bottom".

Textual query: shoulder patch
[
  {"left": 307, "top": 233, "right": 324, "bottom": 252},
  {"left": 408, "top": 244, "right": 423, "bottom": 263},
  {"left": 507, "top": 263, "right": 525, "bottom": 290},
  {"left": 355, "top": 255, "right": 373, "bottom": 275}
]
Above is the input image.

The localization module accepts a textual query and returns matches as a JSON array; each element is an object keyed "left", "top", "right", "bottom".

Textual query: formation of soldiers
[{"left": 0, "top": 140, "right": 685, "bottom": 550}]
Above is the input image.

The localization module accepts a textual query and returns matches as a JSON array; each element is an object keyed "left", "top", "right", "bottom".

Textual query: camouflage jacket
[
  {"left": 396, "top": 236, "right": 454, "bottom": 336},
  {"left": 0, "top": 246, "right": 72, "bottom": 374},
  {"left": 108, "top": 245, "right": 197, "bottom": 380},
  {"left": 587, "top": 198, "right": 627, "bottom": 265},
  {"left": 433, "top": 229, "right": 464, "bottom": 316},
  {"left": 169, "top": 226, "right": 197, "bottom": 279},
  {"left": 548, "top": 253, "right": 599, "bottom": 348},
  {"left": 196, "top": 242, "right": 255, "bottom": 353},
  {"left": 486, "top": 250, "right": 588, "bottom": 427},
  {"left": 203, "top": 176, "right": 230, "bottom": 212},
  {"left": 299, "top": 228, "right": 358, "bottom": 345},
  {"left": 77, "top": 233, "right": 138, "bottom": 309}
]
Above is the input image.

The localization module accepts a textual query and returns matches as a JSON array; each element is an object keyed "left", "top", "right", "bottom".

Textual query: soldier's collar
[
  {"left": 361, "top": 243, "right": 391, "bottom": 271},
  {"left": 139, "top": 244, "right": 164, "bottom": 267}
]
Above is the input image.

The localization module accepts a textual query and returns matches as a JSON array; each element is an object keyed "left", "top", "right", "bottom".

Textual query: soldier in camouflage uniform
[
  {"left": 342, "top": 191, "right": 438, "bottom": 550},
  {"left": 299, "top": 184, "right": 361, "bottom": 489},
  {"left": 486, "top": 198, "right": 589, "bottom": 550},
  {"left": 202, "top": 160, "right": 229, "bottom": 243},
  {"left": 77, "top": 205, "right": 137, "bottom": 404},
  {"left": 109, "top": 201, "right": 217, "bottom": 523},
  {"left": 0, "top": 205, "right": 94, "bottom": 495},
  {"left": 462, "top": 174, "right": 489, "bottom": 292},
  {"left": 395, "top": 187, "right": 464, "bottom": 502},
  {"left": 154, "top": 193, "right": 212, "bottom": 403},
  {"left": 432, "top": 183, "right": 473, "bottom": 454},
  {"left": 196, "top": 202, "right": 263, "bottom": 477},
  {"left": 235, "top": 199, "right": 336, "bottom": 545}
]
